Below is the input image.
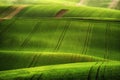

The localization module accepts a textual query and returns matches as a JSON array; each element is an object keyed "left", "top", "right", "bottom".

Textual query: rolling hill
[{"left": 0, "top": 0, "right": 120, "bottom": 80}]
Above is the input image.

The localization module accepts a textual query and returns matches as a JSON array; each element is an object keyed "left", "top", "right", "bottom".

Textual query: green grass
[
  {"left": 0, "top": 51, "right": 105, "bottom": 71},
  {"left": 0, "top": 61, "right": 119, "bottom": 80},
  {"left": 85, "top": 0, "right": 112, "bottom": 8},
  {"left": 0, "top": 18, "right": 120, "bottom": 61},
  {"left": 0, "top": 18, "right": 120, "bottom": 80},
  {"left": 16, "top": 5, "right": 120, "bottom": 19},
  {"left": 0, "top": 1, "right": 120, "bottom": 80}
]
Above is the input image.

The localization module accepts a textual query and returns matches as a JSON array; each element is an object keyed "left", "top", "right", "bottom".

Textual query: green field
[{"left": 0, "top": 0, "right": 120, "bottom": 80}]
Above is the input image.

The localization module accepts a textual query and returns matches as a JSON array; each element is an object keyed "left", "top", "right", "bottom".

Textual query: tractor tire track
[
  {"left": 107, "top": 24, "right": 111, "bottom": 60},
  {"left": 95, "top": 62, "right": 104, "bottom": 80},
  {"left": 0, "top": 19, "right": 16, "bottom": 35},
  {"left": 20, "top": 22, "right": 39, "bottom": 48},
  {"left": 82, "top": 23, "right": 93, "bottom": 55},
  {"left": 84, "top": 24, "right": 93, "bottom": 55},
  {"left": 28, "top": 54, "right": 38, "bottom": 68},
  {"left": 37, "top": 74, "right": 43, "bottom": 80},
  {"left": 0, "top": 6, "right": 15, "bottom": 18},
  {"left": 0, "top": 6, "right": 12, "bottom": 14},
  {"left": 87, "top": 62, "right": 99, "bottom": 80},
  {"left": 87, "top": 62, "right": 104, "bottom": 80},
  {"left": 104, "top": 23, "right": 110, "bottom": 59},
  {"left": 82, "top": 24, "right": 90, "bottom": 54},
  {"left": 54, "top": 21, "right": 71, "bottom": 51},
  {"left": 0, "top": 6, "right": 27, "bottom": 36},
  {"left": 101, "top": 62, "right": 107, "bottom": 80},
  {"left": 30, "top": 53, "right": 42, "bottom": 67},
  {"left": 29, "top": 73, "right": 43, "bottom": 80}
]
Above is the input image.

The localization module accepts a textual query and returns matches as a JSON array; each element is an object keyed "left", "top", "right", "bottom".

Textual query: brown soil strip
[
  {"left": 3, "top": 5, "right": 27, "bottom": 19},
  {"left": 0, "top": 18, "right": 3, "bottom": 22},
  {"left": 0, "top": 18, "right": 7, "bottom": 23},
  {"left": 0, "top": 5, "right": 27, "bottom": 23},
  {"left": 0, "top": 6, "right": 16, "bottom": 18},
  {"left": 108, "top": 0, "right": 119, "bottom": 9},
  {"left": 55, "top": 9, "right": 68, "bottom": 18}
]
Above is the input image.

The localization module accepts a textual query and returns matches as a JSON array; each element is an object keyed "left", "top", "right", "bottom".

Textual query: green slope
[
  {"left": 0, "top": 0, "right": 119, "bottom": 10},
  {"left": 0, "top": 1, "right": 120, "bottom": 80},
  {"left": 16, "top": 5, "right": 120, "bottom": 19},
  {"left": 84, "top": 0, "right": 112, "bottom": 8},
  {"left": 0, "top": 62, "right": 120, "bottom": 80},
  {"left": 0, "top": 19, "right": 120, "bottom": 61},
  {"left": 0, "top": 51, "right": 105, "bottom": 71}
]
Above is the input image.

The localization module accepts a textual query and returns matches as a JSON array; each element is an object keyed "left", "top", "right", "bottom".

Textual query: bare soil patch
[
  {"left": 4, "top": 5, "right": 27, "bottom": 19},
  {"left": 55, "top": 9, "right": 68, "bottom": 18}
]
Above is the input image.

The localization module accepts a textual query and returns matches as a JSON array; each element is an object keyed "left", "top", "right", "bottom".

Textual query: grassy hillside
[
  {"left": 14, "top": 5, "right": 120, "bottom": 19},
  {"left": 84, "top": 0, "right": 112, "bottom": 8},
  {"left": 0, "top": 0, "right": 119, "bottom": 10},
  {"left": 0, "top": 19, "right": 120, "bottom": 60},
  {"left": 0, "top": 51, "right": 105, "bottom": 71},
  {"left": 0, "top": 62, "right": 120, "bottom": 80},
  {"left": 0, "top": 0, "right": 120, "bottom": 80}
]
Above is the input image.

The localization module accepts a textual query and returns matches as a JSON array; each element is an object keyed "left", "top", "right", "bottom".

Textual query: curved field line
[
  {"left": 28, "top": 53, "right": 42, "bottom": 68},
  {"left": 0, "top": 6, "right": 27, "bottom": 35},
  {"left": 0, "top": 6, "right": 12, "bottom": 14},
  {"left": 82, "top": 24, "right": 89, "bottom": 54},
  {"left": 30, "top": 54, "right": 42, "bottom": 67},
  {"left": 107, "top": 24, "right": 111, "bottom": 60},
  {"left": 54, "top": 21, "right": 71, "bottom": 51},
  {"left": 20, "top": 22, "right": 39, "bottom": 49},
  {"left": 87, "top": 62, "right": 99, "bottom": 80},
  {"left": 87, "top": 62, "right": 104, "bottom": 80},
  {"left": 37, "top": 74, "right": 43, "bottom": 80},
  {"left": 104, "top": 23, "right": 110, "bottom": 59},
  {"left": 0, "top": 6, "right": 14, "bottom": 18},
  {"left": 0, "top": 19, "right": 16, "bottom": 35},
  {"left": 104, "top": 24, "right": 108, "bottom": 59},
  {"left": 29, "top": 73, "right": 43, "bottom": 80},
  {"left": 82, "top": 23, "right": 93, "bottom": 55},
  {"left": 95, "top": 62, "right": 104, "bottom": 80},
  {"left": 102, "top": 62, "right": 107, "bottom": 80},
  {"left": 82, "top": 24, "right": 90, "bottom": 54},
  {"left": 28, "top": 54, "right": 38, "bottom": 68},
  {"left": 29, "top": 74, "right": 36, "bottom": 80},
  {"left": 84, "top": 24, "right": 94, "bottom": 55}
]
